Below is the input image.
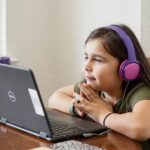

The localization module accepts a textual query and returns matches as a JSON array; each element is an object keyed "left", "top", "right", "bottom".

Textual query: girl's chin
[
  {"left": 86, "top": 81, "right": 93, "bottom": 86},
  {"left": 86, "top": 82, "right": 100, "bottom": 91}
]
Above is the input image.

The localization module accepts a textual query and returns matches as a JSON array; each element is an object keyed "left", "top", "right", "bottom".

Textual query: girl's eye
[{"left": 94, "top": 58, "right": 102, "bottom": 62}]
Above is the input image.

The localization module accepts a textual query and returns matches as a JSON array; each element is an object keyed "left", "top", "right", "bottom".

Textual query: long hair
[{"left": 85, "top": 24, "right": 150, "bottom": 88}]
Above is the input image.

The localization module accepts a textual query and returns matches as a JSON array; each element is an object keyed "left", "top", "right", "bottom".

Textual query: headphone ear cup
[{"left": 119, "top": 60, "right": 140, "bottom": 81}]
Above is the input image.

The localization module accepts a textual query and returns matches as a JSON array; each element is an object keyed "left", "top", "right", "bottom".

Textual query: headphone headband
[
  {"left": 106, "top": 25, "right": 140, "bottom": 81},
  {"left": 108, "top": 25, "right": 137, "bottom": 61}
]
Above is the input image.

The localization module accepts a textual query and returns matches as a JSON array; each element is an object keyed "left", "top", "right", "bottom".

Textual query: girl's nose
[{"left": 83, "top": 60, "right": 92, "bottom": 72}]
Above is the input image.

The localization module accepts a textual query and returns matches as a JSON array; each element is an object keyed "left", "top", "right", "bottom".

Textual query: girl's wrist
[
  {"left": 103, "top": 112, "right": 114, "bottom": 127},
  {"left": 99, "top": 112, "right": 114, "bottom": 126},
  {"left": 68, "top": 99, "right": 78, "bottom": 116}
]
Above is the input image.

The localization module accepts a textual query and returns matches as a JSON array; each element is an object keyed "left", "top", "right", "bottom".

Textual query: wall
[
  {"left": 7, "top": 0, "right": 141, "bottom": 106},
  {"left": 141, "top": 0, "right": 150, "bottom": 56}
]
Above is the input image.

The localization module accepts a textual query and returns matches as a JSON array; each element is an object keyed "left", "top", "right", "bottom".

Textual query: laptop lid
[
  {"left": 0, "top": 64, "right": 52, "bottom": 140},
  {"left": 0, "top": 64, "right": 106, "bottom": 141}
]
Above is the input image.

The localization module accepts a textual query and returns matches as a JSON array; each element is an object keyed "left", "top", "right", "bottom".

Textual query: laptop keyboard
[{"left": 48, "top": 118, "right": 87, "bottom": 137}]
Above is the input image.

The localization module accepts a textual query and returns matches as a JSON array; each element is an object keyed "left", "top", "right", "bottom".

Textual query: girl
[{"left": 48, "top": 24, "right": 150, "bottom": 150}]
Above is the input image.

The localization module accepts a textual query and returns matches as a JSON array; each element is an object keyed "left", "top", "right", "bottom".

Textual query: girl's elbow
[
  {"left": 48, "top": 92, "right": 58, "bottom": 108},
  {"left": 129, "top": 125, "right": 149, "bottom": 141},
  {"left": 48, "top": 96, "right": 54, "bottom": 109}
]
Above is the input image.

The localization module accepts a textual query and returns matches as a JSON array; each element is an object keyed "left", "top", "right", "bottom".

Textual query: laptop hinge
[
  {"left": 0, "top": 117, "right": 7, "bottom": 124},
  {"left": 39, "top": 131, "right": 47, "bottom": 139}
]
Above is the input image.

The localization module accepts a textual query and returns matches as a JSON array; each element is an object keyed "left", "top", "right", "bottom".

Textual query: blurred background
[{"left": 0, "top": 0, "right": 150, "bottom": 106}]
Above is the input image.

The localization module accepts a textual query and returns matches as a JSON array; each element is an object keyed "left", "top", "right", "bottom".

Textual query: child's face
[{"left": 83, "top": 38, "right": 122, "bottom": 93}]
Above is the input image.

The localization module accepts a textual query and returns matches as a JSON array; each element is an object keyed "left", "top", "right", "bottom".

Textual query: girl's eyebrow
[{"left": 84, "top": 52, "right": 106, "bottom": 60}]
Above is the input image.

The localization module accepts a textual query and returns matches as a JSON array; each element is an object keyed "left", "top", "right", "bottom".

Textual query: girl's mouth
[{"left": 85, "top": 76, "right": 96, "bottom": 82}]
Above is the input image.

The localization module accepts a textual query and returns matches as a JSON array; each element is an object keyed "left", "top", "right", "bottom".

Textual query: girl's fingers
[
  {"left": 80, "top": 84, "right": 98, "bottom": 101},
  {"left": 73, "top": 92, "right": 80, "bottom": 102},
  {"left": 74, "top": 96, "right": 91, "bottom": 113}
]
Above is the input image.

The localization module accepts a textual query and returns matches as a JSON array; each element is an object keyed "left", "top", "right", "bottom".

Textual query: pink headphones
[{"left": 108, "top": 25, "right": 140, "bottom": 81}]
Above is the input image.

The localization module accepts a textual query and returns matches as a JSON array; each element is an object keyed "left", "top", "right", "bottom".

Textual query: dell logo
[{"left": 8, "top": 91, "right": 16, "bottom": 102}]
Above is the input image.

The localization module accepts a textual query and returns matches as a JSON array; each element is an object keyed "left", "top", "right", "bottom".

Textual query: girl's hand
[
  {"left": 74, "top": 83, "right": 113, "bottom": 124},
  {"left": 72, "top": 94, "right": 86, "bottom": 117}
]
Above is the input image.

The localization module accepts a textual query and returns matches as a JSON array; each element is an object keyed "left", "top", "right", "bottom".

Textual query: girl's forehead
[{"left": 84, "top": 39, "right": 108, "bottom": 55}]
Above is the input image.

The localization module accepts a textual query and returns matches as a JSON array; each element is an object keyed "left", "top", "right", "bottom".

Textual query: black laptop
[{"left": 0, "top": 64, "right": 106, "bottom": 141}]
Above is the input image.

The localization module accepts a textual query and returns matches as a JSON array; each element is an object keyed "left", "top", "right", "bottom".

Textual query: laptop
[{"left": 0, "top": 64, "right": 106, "bottom": 141}]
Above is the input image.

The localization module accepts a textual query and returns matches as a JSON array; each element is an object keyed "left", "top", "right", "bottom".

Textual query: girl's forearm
[
  {"left": 48, "top": 91, "right": 73, "bottom": 113},
  {"left": 103, "top": 112, "right": 148, "bottom": 140}
]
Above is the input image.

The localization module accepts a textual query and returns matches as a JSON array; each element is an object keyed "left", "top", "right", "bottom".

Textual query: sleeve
[
  {"left": 74, "top": 80, "right": 86, "bottom": 94},
  {"left": 131, "top": 86, "right": 150, "bottom": 109},
  {"left": 74, "top": 82, "right": 81, "bottom": 94}
]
